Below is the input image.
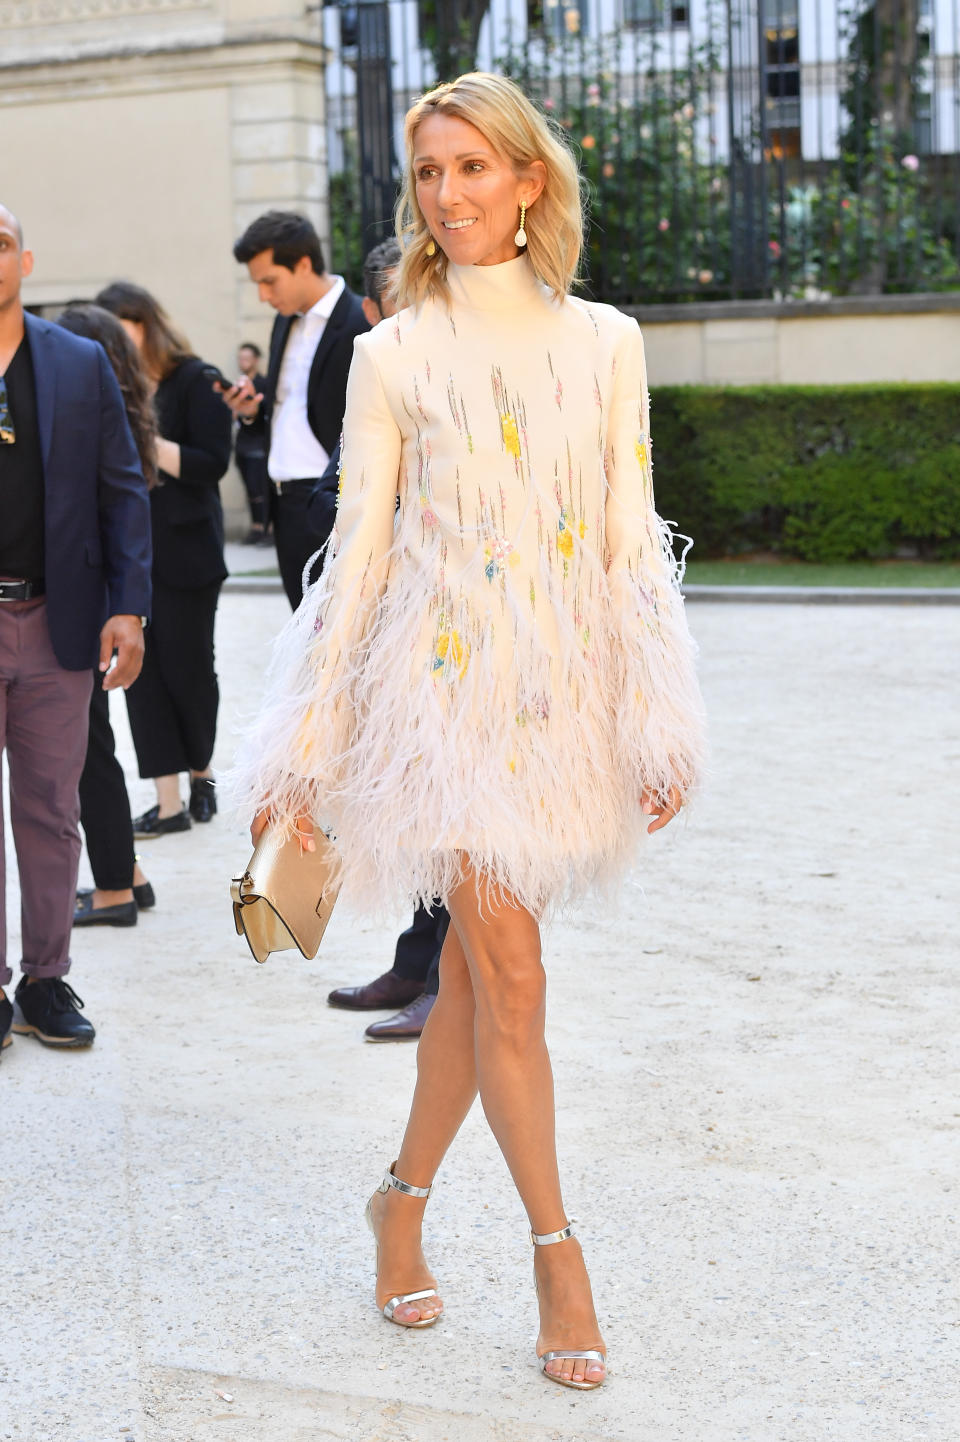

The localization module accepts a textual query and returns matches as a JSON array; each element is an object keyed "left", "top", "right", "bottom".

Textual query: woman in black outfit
[
  {"left": 56, "top": 304, "right": 159, "bottom": 927},
  {"left": 96, "top": 283, "right": 232, "bottom": 837}
]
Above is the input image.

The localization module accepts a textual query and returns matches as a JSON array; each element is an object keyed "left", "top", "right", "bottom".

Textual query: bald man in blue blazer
[{"left": 0, "top": 204, "right": 151, "bottom": 1057}]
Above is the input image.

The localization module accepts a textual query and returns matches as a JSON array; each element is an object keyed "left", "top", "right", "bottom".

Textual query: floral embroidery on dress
[
  {"left": 501, "top": 414, "right": 521, "bottom": 460},
  {"left": 483, "top": 536, "right": 516, "bottom": 582},
  {"left": 433, "top": 630, "right": 469, "bottom": 678},
  {"left": 517, "top": 693, "right": 551, "bottom": 727},
  {"left": 557, "top": 507, "right": 575, "bottom": 559},
  {"left": 421, "top": 498, "right": 439, "bottom": 528},
  {"left": 635, "top": 433, "right": 649, "bottom": 469}
]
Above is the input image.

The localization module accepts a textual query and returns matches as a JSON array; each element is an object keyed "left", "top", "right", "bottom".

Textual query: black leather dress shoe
[
  {"left": 133, "top": 805, "right": 191, "bottom": 839},
  {"left": 12, "top": 976, "right": 96, "bottom": 1048},
  {"left": 189, "top": 777, "right": 217, "bottom": 823},
  {"left": 365, "top": 992, "right": 437, "bottom": 1041},
  {"left": 73, "top": 894, "right": 137, "bottom": 928},
  {"left": 0, "top": 993, "right": 12, "bottom": 1060},
  {"left": 327, "top": 969, "right": 426, "bottom": 1011}
]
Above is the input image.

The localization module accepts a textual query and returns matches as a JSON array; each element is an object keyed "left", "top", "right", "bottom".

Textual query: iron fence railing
[{"left": 322, "top": 0, "right": 960, "bottom": 303}]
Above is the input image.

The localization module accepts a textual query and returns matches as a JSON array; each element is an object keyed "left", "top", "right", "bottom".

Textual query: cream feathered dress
[{"left": 232, "top": 255, "right": 706, "bottom": 917}]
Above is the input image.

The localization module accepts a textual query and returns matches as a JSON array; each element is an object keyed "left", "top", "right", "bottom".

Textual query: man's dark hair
[
  {"left": 233, "top": 211, "right": 326, "bottom": 275},
  {"left": 238, "top": 340, "right": 262, "bottom": 357},
  {"left": 363, "top": 238, "right": 402, "bottom": 308}
]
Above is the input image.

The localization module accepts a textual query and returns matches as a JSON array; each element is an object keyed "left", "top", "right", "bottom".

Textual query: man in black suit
[
  {"left": 0, "top": 204, "right": 151, "bottom": 1056},
  {"left": 226, "top": 212, "right": 369, "bottom": 608},
  {"left": 312, "top": 238, "right": 450, "bottom": 1044}
]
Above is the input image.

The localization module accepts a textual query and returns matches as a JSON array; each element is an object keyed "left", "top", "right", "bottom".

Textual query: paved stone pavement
[{"left": 1, "top": 593, "right": 956, "bottom": 1442}]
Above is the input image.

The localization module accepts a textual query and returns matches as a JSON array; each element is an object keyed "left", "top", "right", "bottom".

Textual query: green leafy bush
[{"left": 651, "top": 384, "right": 960, "bottom": 561}]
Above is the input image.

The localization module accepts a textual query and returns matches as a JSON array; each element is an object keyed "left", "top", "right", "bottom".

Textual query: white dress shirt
[{"left": 268, "top": 275, "right": 345, "bottom": 483}]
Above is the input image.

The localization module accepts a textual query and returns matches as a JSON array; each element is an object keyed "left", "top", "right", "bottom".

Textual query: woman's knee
[{"left": 471, "top": 949, "right": 547, "bottom": 1044}]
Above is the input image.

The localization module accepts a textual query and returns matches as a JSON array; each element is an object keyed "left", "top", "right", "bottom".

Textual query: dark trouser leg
[
  {"left": 79, "top": 677, "right": 136, "bottom": 891},
  {"left": 392, "top": 904, "right": 442, "bottom": 985},
  {"left": 0, "top": 602, "right": 92, "bottom": 983},
  {"left": 423, "top": 907, "right": 449, "bottom": 996},
  {"left": 273, "top": 483, "right": 329, "bottom": 610},
  {"left": 125, "top": 579, "right": 222, "bottom": 777},
  {"left": 392, "top": 903, "right": 450, "bottom": 993},
  {"left": 238, "top": 452, "right": 270, "bottom": 529}
]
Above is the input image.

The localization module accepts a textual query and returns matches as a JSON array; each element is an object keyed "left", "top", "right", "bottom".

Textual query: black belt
[
  {"left": 274, "top": 477, "right": 319, "bottom": 496},
  {"left": 0, "top": 578, "right": 45, "bottom": 602}
]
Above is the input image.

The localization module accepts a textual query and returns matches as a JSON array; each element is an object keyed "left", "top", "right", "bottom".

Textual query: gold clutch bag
[{"left": 231, "top": 823, "right": 340, "bottom": 965}]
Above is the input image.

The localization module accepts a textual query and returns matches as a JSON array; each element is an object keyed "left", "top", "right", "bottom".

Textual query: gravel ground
[{"left": 1, "top": 593, "right": 957, "bottom": 1442}]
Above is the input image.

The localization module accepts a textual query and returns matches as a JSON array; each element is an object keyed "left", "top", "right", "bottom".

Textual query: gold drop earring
[
  {"left": 514, "top": 201, "right": 528, "bottom": 248},
  {"left": 425, "top": 236, "right": 437, "bottom": 257}
]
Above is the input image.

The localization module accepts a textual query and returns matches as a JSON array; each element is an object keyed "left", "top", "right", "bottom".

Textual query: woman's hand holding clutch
[
  {"left": 251, "top": 809, "right": 317, "bottom": 853},
  {"left": 641, "top": 786, "right": 683, "bottom": 835}
]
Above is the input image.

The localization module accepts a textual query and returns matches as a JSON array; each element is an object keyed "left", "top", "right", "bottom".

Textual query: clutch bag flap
[{"left": 231, "top": 823, "right": 340, "bottom": 964}]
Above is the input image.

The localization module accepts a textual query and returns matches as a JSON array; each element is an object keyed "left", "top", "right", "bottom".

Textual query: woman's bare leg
[
  {"left": 369, "top": 921, "right": 479, "bottom": 1323},
  {"left": 446, "top": 870, "right": 605, "bottom": 1386}
]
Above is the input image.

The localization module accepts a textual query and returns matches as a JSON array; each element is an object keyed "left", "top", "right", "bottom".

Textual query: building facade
[{"left": 1, "top": 0, "right": 334, "bottom": 525}]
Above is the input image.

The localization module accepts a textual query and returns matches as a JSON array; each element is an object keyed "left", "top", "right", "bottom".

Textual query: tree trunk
[
  {"left": 418, "top": 1, "right": 491, "bottom": 79},
  {"left": 874, "top": 0, "right": 919, "bottom": 140}
]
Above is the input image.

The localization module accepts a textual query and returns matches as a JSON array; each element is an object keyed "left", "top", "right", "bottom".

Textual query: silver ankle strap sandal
[
  {"left": 531, "top": 1218, "right": 606, "bottom": 1390},
  {"left": 366, "top": 1162, "right": 441, "bottom": 1329},
  {"left": 377, "top": 1165, "right": 432, "bottom": 1200}
]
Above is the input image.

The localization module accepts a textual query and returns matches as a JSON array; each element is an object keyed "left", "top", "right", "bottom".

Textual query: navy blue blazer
[{"left": 25, "top": 312, "right": 152, "bottom": 671}]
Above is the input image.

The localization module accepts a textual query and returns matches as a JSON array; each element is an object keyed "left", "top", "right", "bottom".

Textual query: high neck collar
[{"left": 445, "top": 254, "right": 547, "bottom": 311}]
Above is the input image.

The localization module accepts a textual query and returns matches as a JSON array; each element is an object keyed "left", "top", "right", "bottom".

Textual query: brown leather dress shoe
[
  {"left": 365, "top": 992, "right": 436, "bottom": 1041},
  {"left": 327, "top": 970, "right": 426, "bottom": 1011}
]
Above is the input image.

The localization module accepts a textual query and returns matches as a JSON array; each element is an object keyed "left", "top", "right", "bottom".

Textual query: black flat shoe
[
  {"left": 133, "top": 880, "right": 156, "bottom": 910},
  {"left": 189, "top": 777, "right": 217, "bottom": 823},
  {"left": 12, "top": 976, "right": 96, "bottom": 1048},
  {"left": 133, "top": 805, "right": 191, "bottom": 839},
  {"left": 77, "top": 880, "right": 156, "bottom": 911},
  {"left": 73, "top": 894, "right": 137, "bottom": 928}
]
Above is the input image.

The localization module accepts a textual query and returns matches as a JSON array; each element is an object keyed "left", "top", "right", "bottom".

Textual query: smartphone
[{"left": 200, "top": 363, "right": 235, "bottom": 391}]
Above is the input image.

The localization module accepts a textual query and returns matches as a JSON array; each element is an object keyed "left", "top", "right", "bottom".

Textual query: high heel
[
  {"left": 365, "top": 1161, "right": 442, "bottom": 1329},
  {"left": 531, "top": 1220, "right": 606, "bottom": 1391}
]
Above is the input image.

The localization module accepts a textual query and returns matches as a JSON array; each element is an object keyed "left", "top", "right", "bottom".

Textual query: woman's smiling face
[{"left": 413, "top": 112, "right": 544, "bottom": 268}]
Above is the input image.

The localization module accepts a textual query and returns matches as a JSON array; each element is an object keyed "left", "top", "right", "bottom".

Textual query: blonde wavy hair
[{"left": 394, "top": 72, "right": 584, "bottom": 308}]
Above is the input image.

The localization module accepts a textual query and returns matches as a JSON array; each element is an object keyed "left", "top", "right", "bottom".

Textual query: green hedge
[{"left": 650, "top": 385, "right": 960, "bottom": 562}]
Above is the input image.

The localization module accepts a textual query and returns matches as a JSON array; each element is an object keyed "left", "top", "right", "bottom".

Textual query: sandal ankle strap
[
  {"left": 530, "top": 1218, "right": 577, "bottom": 1246},
  {"left": 377, "top": 1161, "right": 432, "bottom": 1200}
]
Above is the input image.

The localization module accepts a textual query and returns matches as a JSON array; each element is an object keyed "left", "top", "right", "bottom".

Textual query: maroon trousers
[{"left": 0, "top": 600, "right": 92, "bottom": 986}]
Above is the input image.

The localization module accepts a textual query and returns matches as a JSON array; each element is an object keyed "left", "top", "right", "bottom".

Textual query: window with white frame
[{"left": 528, "top": 1, "right": 590, "bottom": 38}]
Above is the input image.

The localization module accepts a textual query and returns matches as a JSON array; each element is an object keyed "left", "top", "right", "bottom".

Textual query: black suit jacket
[
  {"left": 262, "top": 284, "right": 369, "bottom": 464},
  {"left": 306, "top": 439, "right": 341, "bottom": 547},
  {"left": 24, "top": 313, "right": 152, "bottom": 671},
  {"left": 152, "top": 356, "right": 233, "bottom": 590}
]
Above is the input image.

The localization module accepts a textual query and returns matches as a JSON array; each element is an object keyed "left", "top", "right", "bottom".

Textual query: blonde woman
[{"left": 235, "top": 72, "right": 705, "bottom": 1390}]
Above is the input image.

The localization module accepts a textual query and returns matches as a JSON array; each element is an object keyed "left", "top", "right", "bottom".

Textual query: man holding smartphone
[{"left": 223, "top": 212, "right": 368, "bottom": 609}]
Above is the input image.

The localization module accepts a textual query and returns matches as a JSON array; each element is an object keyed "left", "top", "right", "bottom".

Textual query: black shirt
[{"left": 0, "top": 334, "right": 45, "bottom": 581}]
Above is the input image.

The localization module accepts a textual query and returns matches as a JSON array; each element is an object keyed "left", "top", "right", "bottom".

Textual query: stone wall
[{"left": 627, "top": 294, "right": 960, "bottom": 388}]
